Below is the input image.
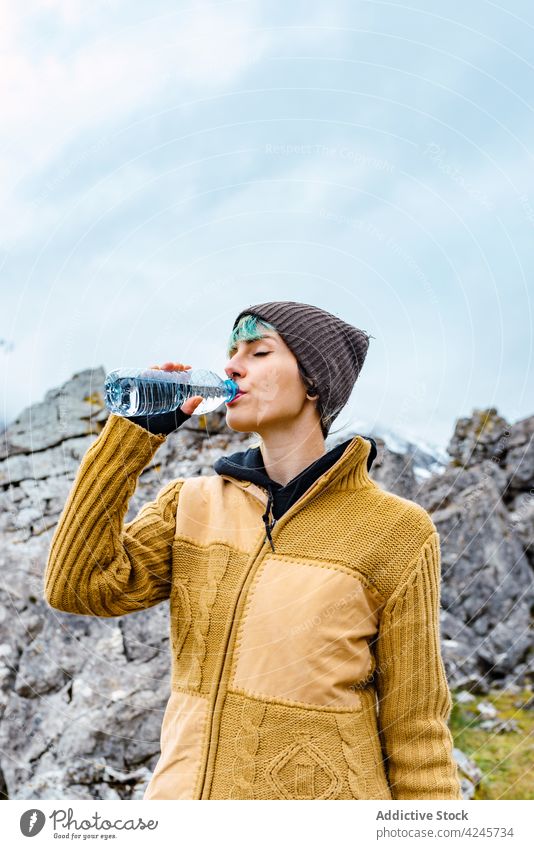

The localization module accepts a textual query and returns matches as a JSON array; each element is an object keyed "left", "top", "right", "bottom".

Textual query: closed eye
[{"left": 254, "top": 352, "right": 270, "bottom": 356}]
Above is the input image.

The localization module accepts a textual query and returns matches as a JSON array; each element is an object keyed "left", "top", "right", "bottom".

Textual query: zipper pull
[{"left": 261, "top": 485, "right": 276, "bottom": 552}]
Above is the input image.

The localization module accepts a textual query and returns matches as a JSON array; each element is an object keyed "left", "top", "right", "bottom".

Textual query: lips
[{"left": 227, "top": 391, "right": 246, "bottom": 405}]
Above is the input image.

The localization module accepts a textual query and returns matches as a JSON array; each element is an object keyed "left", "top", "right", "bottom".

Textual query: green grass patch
[{"left": 450, "top": 687, "right": 534, "bottom": 800}]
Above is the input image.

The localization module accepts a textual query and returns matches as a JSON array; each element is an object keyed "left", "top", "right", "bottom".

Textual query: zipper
[{"left": 262, "top": 482, "right": 277, "bottom": 551}]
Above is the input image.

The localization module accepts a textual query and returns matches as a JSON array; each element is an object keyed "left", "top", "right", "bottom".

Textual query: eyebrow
[{"left": 229, "top": 335, "right": 276, "bottom": 353}]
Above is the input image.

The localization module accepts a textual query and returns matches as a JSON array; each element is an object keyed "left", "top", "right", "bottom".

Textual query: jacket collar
[
  {"left": 213, "top": 434, "right": 377, "bottom": 489},
  {"left": 214, "top": 434, "right": 377, "bottom": 552}
]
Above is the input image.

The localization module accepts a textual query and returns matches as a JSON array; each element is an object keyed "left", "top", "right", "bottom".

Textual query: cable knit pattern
[
  {"left": 229, "top": 699, "right": 266, "bottom": 799},
  {"left": 171, "top": 580, "right": 192, "bottom": 660},
  {"left": 335, "top": 712, "right": 368, "bottom": 798},
  {"left": 265, "top": 731, "right": 342, "bottom": 799},
  {"left": 186, "top": 548, "right": 230, "bottom": 691}
]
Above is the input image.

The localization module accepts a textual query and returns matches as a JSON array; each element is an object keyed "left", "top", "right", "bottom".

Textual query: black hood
[{"left": 213, "top": 435, "right": 377, "bottom": 552}]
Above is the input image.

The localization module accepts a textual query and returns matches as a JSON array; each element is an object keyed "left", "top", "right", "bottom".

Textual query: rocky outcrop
[
  {"left": 419, "top": 409, "right": 534, "bottom": 693},
  {"left": 0, "top": 373, "right": 532, "bottom": 800}
]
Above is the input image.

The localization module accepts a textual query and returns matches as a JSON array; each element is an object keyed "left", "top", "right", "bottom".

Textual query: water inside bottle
[{"left": 105, "top": 374, "right": 186, "bottom": 416}]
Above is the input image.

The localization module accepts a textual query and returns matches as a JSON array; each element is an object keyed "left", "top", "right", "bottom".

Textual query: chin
[
  {"left": 225, "top": 412, "right": 254, "bottom": 434},
  {"left": 226, "top": 422, "right": 250, "bottom": 434},
  {"left": 226, "top": 407, "right": 270, "bottom": 434}
]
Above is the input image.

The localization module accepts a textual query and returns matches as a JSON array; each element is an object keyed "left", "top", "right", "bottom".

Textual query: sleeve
[
  {"left": 374, "top": 530, "right": 463, "bottom": 800},
  {"left": 123, "top": 406, "right": 192, "bottom": 435},
  {"left": 43, "top": 413, "right": 184, "bottom": 618}
]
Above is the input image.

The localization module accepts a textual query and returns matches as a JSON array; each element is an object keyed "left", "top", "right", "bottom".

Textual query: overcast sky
[{"left": 1, "top": 0, "right": 533, "bottom": 452}]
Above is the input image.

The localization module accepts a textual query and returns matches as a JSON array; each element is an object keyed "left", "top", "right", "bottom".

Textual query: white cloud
[{"left": 0, "top": 1, "right": 272, "bottom": 241}]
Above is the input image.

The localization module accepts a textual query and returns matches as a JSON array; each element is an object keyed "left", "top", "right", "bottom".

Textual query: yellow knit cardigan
[{"left": 44, "top": 413, "right": 462, "bottom": 800}]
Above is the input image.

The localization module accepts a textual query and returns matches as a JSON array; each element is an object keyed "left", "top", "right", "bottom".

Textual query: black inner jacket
[
  {"left": 125, "top": 407, "right": 377, "bottom": 552},
  {"left": 213, "top": 435, "right": 377, "bottom": 551}
]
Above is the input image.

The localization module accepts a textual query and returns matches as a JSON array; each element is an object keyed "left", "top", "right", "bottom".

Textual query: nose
[{"left": 224, "top": 354, "right": 244, "bottom": 381}]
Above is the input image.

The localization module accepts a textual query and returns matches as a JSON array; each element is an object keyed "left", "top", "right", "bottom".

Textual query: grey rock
[
  {"left": 364, "top": 437, "right": 419, "bottom": 501},
  {"left": 455, "top": 690, "right": 476, "bottom": 704},
  {"left": 446, "top": 408, "right": 534, "bottom": 499},
  {"left": 446, "top": 408, "right": 511, "bottom": 468},
  {"left": 418, "top": 457, "right": 533, "bottom": 687},
  {"left": 0, "top": 368, "right": 108, "bottom": 459},
  {"left": 508, "top": 491, "right": 534, "bottom": 565},
  {"left": 505, "top": 415, "right": 534, "bottom": 495},
  {"left": 459, "top": 777, "right": 476, "bottom": 800},
  {"left": 453, "top": 746, "right": 483, "bottom": 785},
  {"left": 476, "top": 701, "right": 498, "bottom": 718},
  {"left": 0, "top": 437, "right": 97, "bottom": 487},
  {"left": 477, "top": 717, "right": 520, "bottom": 733}
]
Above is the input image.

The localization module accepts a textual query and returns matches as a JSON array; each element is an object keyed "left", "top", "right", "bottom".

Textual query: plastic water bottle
[{"left": 104, "top": 368, "right": 239, "bottom": 417}]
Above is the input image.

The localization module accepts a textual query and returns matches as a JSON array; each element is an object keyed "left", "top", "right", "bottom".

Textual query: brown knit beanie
[{"left": 232, "top": 301, "right": 372, "bottom": 436}]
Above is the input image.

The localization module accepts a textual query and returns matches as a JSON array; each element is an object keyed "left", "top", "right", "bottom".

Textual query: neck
[{"left": 259, "top": 426, "right": 326, "bottom": 487}]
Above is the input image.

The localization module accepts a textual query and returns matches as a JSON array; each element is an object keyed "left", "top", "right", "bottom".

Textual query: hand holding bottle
[{"left": 148, "top": 363, "right": 204, "bottom": 415}]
